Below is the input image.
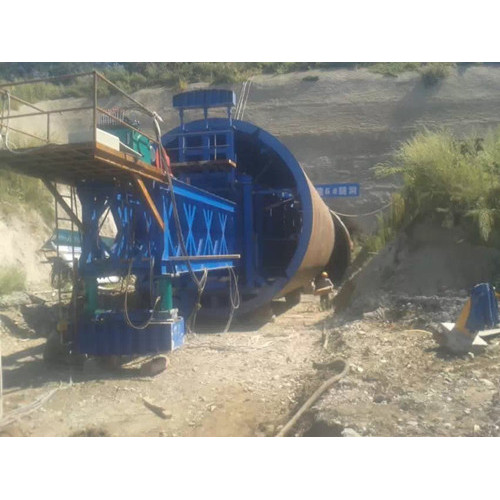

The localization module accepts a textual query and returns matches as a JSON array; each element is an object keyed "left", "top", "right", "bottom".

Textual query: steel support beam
[{"left": 133, "top": 175, "right": 165, "bottom": 231}]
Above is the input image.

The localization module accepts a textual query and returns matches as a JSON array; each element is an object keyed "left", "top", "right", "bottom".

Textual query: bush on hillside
[
  {"left": 369, "top": 62, "right": 421, "bottom": 77},
  {"left": 419, "top": 63, "right": 454, "bottom": 87},
  {"left": 0, "top": 265, "right": 26, "bottom": 295},
  {"left": 368, "top": 127, "right": 500, "bottom": 253}
]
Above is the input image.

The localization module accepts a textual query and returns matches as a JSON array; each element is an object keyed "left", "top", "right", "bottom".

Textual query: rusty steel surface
[{"left": 278, "top": 176, "right": 335, "bottom": 298}]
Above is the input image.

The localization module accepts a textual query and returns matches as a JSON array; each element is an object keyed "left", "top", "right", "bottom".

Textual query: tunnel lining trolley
[
  {"left": 0, "top": 72, "right": 242, "bottom": 356},
  {"left": 0, "top": 71, "right": 350, "bottom": 359}
]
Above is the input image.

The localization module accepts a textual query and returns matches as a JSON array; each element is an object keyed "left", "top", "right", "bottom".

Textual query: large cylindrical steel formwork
[{"left": 162, "top": 118, "right": 350, "bottom": 315}]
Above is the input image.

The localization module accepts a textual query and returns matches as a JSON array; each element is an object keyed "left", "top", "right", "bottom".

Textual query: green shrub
[
  {"left": 0, "top": 265, "right": 26, "bottom": 295},
  {"left": 368, "top": 62, "right": 455, "bottom": 84},
  {"left": 13, "top": 82, "right": 61, "bottom": 103},
  {"left": 364, "top": 193, "right": 406, "bottom": 253},
  {"left": 128, "top": 72, "right": 147, "bottom": 88},
  {"left": 369, "top": 62, "right": 421, "bottom": 77},
  {"left": 373, "top": 127, "right": 500, "bottom": 248},
  {"left": 176, "top": 78, "right": 189, "bottom": 91},
  {"left": 419, "top": 62, "right": 454, "bottom": 87}
]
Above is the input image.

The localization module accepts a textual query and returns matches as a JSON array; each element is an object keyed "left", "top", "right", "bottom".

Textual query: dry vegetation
[
  {"left": 0, "top": 265, "right": 26, "bottom": 294},
  {"left": 0, "top": 62, "right": 464, "bottom": 105},
  {"left": 362, "top": 127, "right": 500, "bottom": 257}
]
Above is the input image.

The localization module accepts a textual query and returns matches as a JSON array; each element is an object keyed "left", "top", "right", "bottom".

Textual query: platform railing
[{"left": 0, "top": 71, "right": 162, "bottom": 161}]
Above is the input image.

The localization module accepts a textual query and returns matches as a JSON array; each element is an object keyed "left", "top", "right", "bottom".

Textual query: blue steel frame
[
  {"left": 170, "top": 89, "right": 236, "bottom": 164},
  {"left": 75, "top": 177, "right": 239, "bottom": 355},
  {"left": 159, "top": 179, "right": 238, "bottom": 275},
  {"left": 75, "top": 91, "right": 242, "bottom": 356},
  {"left": 63, "top": 87, "right": 330, "bottom": 355},
  {"left": 77, "top": 179, "right": 238, "bottom": 279},
  {"left": 162, "top": 118, "right": 314, "bottom": 309}
]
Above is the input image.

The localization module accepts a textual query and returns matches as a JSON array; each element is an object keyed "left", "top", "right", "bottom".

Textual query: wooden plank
[{"left": 133, "top": 175, "right": 165, "bottom": 231}]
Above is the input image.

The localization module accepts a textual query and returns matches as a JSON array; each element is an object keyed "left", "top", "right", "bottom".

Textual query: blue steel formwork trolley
[
  {"left": 0, "top": 72, "right": 351, "bottom": 362},
  {"left": 75, "top": 89, "right": 241, "bottom": 356}
]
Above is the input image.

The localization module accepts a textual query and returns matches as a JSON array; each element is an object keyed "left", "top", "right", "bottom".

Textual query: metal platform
[{"left": 0, "top": 141, "right": 168, "bottom": 186}]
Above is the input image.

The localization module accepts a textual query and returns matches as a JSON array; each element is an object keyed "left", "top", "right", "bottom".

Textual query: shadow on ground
[{"left": 1, "top": 343, "right": 162, "bottom": 393}]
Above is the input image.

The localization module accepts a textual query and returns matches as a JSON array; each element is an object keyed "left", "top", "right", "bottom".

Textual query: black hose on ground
[{"left": 275, "top": 358, "right": 349, "bottom": 437}]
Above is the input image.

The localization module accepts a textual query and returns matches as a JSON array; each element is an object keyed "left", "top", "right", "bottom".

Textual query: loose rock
[{"left": 341, "top": 428, "right": 361, "bottom": 437}]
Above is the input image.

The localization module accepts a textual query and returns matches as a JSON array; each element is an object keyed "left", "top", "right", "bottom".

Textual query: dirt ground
[
  {"left": 0, "top": 295, "right": 330, "bottom": 437},
  {"left": 2, "top": 287, "right": 500, "bottom": 438},
  {"left": 301, "top": 312, "right": 500, "bottom": 437}
]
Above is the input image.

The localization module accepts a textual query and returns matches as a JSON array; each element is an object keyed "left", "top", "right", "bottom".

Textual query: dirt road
[
  {"left": 0, "top": 296, "right": 330, "bottom": 437},
  {"left": 3, "top": 290, "right": 500, "bottom": 437}
]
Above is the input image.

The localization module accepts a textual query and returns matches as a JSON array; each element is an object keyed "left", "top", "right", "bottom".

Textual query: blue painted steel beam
[{"left": 77, "top": 177, "right": 238, "bottom": 279}]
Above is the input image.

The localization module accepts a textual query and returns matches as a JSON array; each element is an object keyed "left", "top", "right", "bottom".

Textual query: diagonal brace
[{"left": 133, "top": 175, "right": 165, "bottom": 231}]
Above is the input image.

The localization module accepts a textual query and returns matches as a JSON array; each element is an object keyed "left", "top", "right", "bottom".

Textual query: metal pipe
[
  {"left": 159, "top": 277, "right": 173, "bottom": 311},
  {"left": 93, "top": 71, "right": 97, "bottom": 145},
  {"left": 166, "top": 254, "right": 241, "bottom": 261},
  {"left": 162, "top": 118, "right": 349, "bottom": 316}
]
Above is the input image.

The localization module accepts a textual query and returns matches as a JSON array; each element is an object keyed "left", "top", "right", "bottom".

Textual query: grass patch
[
  {"left": 302, "top": 75, "right": 319, "bottom": 82},
  {"left": 369, "top": 62, "right": 421, "bottom": 76},
  {"left": 0, "top": 265, "right": 26, "bottom": 295},
  {"left": 369, "top": 62, "right": 456, "bottom": 85},
  {"left": 363, "top": 193, "right": 407, "bottom": 254},
  {"left": 6, "top": 82, "right": 62, "bottom": 108},
  {"left": 365, "top": 127, "right": 500, "bottom": 254},
  {"left": 0, "top": 136, "right": 54, "bottom": 224}
]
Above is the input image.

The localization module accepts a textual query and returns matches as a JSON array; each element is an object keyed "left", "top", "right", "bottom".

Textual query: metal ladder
[
  {"left": 234, "top": 78, "right": 252, "bottom": 121},
  {"left": 53, "top": 184, "right": 79, "bottom": 342}
]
